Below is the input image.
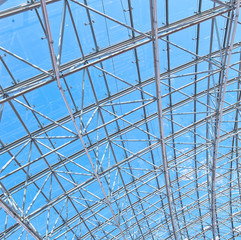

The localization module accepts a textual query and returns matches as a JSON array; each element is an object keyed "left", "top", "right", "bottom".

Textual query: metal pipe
[
  {"left": 0, "top": 198, "right": 42, "bottom": 240},
  {"left": 39, "top": 0, "right": 127, "bottom": 238},
  {"left": 150, "top": 0, "right": 178, "bottom": 239},
  {"left": 211, "top": 0, "right": 241, "bottom": 238}
]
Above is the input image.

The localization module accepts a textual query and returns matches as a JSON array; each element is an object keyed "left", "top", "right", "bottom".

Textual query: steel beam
[
  {"left": 211, "top": 1, "right": 241, "bottom": 238},
  {"left": 0, "top": 198, "right": 42, "bottom": 240},
  {"left": 1, "top": 75, "right": 239, "bottom": 194},
  {"left": 1, "top": 0, "right": 241, "bottom": 239},
  {"left": 2, "top": 126, "right": 240, "bottom": 239},
  {"left": 39, "top": 0, "right": 127, "bottom": 238},
  {"left": 0, "top": 0, "right": 60, "bottom": 19},
  {"left": 0, "top": 4, "right": 231, "bottom": 105},
  {"left": 150, "top": 0, "right": 178, "bottom": 239},
  {"left": 1, "top": 44, "right": 234, "bottom": 156}
]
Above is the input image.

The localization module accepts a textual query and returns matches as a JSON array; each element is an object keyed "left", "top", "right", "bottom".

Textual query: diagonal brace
[
  {"left": 0, "top": 198, "right": 42, "bottom": 240},
  {"left": 39, "top": 0, "right": 127, "bottom": 239}
]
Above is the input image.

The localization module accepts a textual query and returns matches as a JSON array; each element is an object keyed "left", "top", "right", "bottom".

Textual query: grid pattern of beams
[{"left": 1, "top": 0, "right": 241, "bottom": 239}]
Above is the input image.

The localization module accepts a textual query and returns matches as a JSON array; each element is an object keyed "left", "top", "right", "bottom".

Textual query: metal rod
[
  {"left": 150, "top": 0, "right": 178, "bottom": 239},
  {"left": 0, "top": 198, "right": 42, "bottom": 240},
  {"left": 0, "top": 4, "right": 231, "bottom": 104},
  {"left": 211, "top": 1, "right": 241, "bottom": 238},
  {"left": 39, "top": 0, "right": 127, "bottom": 238}
]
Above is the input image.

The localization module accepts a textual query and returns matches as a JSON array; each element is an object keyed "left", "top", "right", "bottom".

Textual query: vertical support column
[{"left": 149, "top": 0, "right": 178, "bottom": 239}]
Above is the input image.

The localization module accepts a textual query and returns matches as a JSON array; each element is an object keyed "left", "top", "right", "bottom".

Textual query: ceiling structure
[{"left": 1, "top": 0, "right": 241, "bottom": 239}]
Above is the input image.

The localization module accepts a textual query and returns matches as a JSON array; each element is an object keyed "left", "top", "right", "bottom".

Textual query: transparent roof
[{"left": 1, "top": 0, "right": 241, "bottom": 239}]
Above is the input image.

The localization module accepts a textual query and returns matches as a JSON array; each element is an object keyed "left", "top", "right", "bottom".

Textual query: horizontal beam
[
  {"left": 58, "top": 158, "right": 241, "bottom": 240},
  {"left": 2, "top": 121, "right": 240, "bottom": 240},
  {"left": 0, "top": 0, "right": 60, "bottom": 19},
  {"left": 0, "top": 4, "right": 231, "bottom": 104},
  {"left": 2, "top": 139, "right": 240, "bottom": 239},
  {"left": 1, "top": 41, "right": 237, "bottom": 155},
  {"left": 1, "top": 75, "right": 239, "bottom": 200}
]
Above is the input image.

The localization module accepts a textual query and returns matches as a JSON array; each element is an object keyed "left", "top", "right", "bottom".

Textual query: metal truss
[{"left": 1, "top": 0, "right": 241, "bottom": 239}]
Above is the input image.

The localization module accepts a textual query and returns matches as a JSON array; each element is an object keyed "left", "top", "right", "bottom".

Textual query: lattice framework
[{"left": 1, "top": 0, "right": 241, "bottom": 239}]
